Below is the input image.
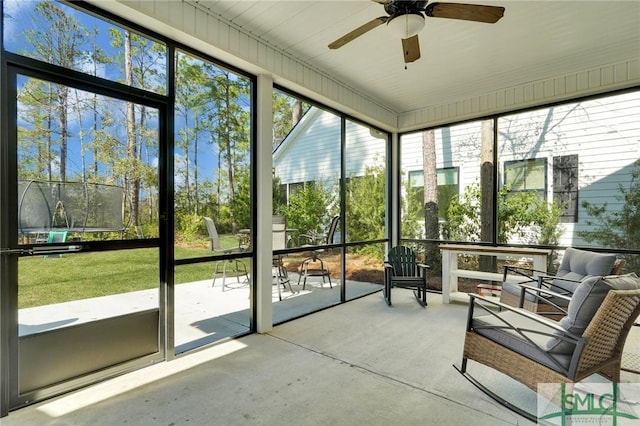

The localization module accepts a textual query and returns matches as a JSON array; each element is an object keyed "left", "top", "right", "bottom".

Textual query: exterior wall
[
  {"left": 273, "top": 108, "right": 386, "bottom": 186},
  {"left": 273, "top": 108, "right": 341, "bottom": 186},
  {"left": 497, "top": 92, "right": 640, "bottom": 246},
  {"left": 344, "top": 120, "right": 387, "bottom": 177},
  {"left": 400, "top": 122, "right": 483, "bottom": 192},
  {"left": 275, "top": 93, "right": 639, "bottom": 246}
]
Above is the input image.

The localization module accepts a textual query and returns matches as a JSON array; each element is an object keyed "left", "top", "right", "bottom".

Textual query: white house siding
[
  {"left": 345, "top": 120, "right": 386, "bottom": 178},
  {"left": 273, "top": 108, "right": 386, "bottom": 188},
  {"left": 400, "top": 91, "right": 640, "bottom": 246},
  {"left": 401, "top": 121, "right": 484, "bottom": 192},
  {"left": 400, "top": 120, "right": 485, "bottom": 240},
  {"left": 273, "top": 108, "right": 341, "bottom": 188},
  {"left": 497, "top": 91, "right": 640, "bottom": 246}
]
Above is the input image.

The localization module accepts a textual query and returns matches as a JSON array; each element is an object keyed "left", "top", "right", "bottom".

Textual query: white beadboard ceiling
[{"left": 185, "top": 0, "right": 640, "bottom": 116}]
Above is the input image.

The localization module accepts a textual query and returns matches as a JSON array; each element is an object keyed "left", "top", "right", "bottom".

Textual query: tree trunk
[
  {"left": 223, "top": 77, "right": 236, "bottom": 233},
  {"left": 422, "top": 130, "right": 439, "bottom": 264},
  {"left": 125, "top": 31, "right": 139, "bottom": 227},
  {"left": 194, "top": 115, "right": 199, "bottom": 215},
  {"left": 57, "top": 86, "right": 69, "bottom": 182},
  {"left": 46, "top": 84, "right": 54, "bottom": 181},
  {"left": 74, "top": 89, "right": 86, "bottom": 182},
  {"left": 480, "top": 119, "right": 496, "bottom": 273},
  {"left": 292, "top": 99, "right": 302, "bottom": 125}
]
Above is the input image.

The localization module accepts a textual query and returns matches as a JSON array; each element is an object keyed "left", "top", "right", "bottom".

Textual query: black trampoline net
[{"left": 18, "top": 180, "right": 124, "bottom": 234}]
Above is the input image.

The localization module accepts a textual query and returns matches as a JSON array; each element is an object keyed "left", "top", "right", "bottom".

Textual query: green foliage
[
  {"left": 26, "top": 2, "right": 91, "bottom": 69},
  {"left": 273, "top": 175, "right": 287, "bottom": 215},
  {"left": 345, "top": 165, "right": 386, "bottom": 259},
  {"left": 214, "top": 204, "right": 234, "bottom": 234},
  {"left": 444, "top": 183, "right": 481, "bottom": 241},
  {"left": 578, "top": 159, "right": 640, "bottom": 270},
  {"left": 177, "top": 213, "right": 206, "bottom": 242},
  {"left": 272, "top": 92, "right": 311, "bottom": 147},
  {"left": 283, "top": 182, "right": 331, "bottom": 237},
  {"left": 171, "top": 54, "right": 252, "bottom": 237},
  {"left": 272, "top": 92, "right": 295, "bottom": 147},
  {"left": 444, "top": 181, "right": 563, "bottom": 245},
  {"left": 498, "top": 186, "right": 563, "bottom": 245},
  {"left": 230, "top": 169, "right": 251, "bottom": 230},
  {"left": 403, "top": 181, "right": 424, "bottom": 240},
  {"left": 527, "top": 195, "right": 564, "bottom": 246}
]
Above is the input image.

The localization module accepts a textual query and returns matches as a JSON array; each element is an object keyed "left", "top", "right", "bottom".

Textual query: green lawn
[
  {"left": 18, "top": 241, "right": 249, "bottom": 309},
  {"left": 17, "top": 238, "right": 379, "bottom": 309}
]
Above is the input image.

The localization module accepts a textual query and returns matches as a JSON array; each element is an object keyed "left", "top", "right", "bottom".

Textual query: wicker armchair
[
  {"left": 456, "top": 273, "right": 640, "bottom": 421},
  {"left": 499, "top": 247, "right": 619, "bottom": 314}
]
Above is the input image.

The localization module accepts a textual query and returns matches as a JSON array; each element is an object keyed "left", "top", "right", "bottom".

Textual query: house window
[
  {"left": 504, "top": 158, "right": 547, "bottom": 199},
  {"left": 553, "top": 155, "right": 579, "bottom": 223},
  {"left": 408, "top": 168, "right": 459, "bottom": 218},
  {"left": 288, "top": 182, "right": 305, "bottom": 197}
]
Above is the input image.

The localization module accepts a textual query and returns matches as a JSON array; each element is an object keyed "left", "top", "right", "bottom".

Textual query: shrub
[{"left": 444, "top": 181, "right": 563, "bottom": 245}]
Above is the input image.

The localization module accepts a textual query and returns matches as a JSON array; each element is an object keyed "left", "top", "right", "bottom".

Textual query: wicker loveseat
[{"left": 457, "top": 273, "right": 640, "bottom": 420}]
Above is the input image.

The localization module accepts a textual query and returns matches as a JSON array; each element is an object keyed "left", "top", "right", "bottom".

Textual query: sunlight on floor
[{"left": 36, "top": 339, "right": 248, "bottom": 418}]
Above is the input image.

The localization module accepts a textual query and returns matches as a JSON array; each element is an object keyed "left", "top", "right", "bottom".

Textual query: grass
[
  {"left": 18, "top": 237, "right": 385, "bottom": 309},
  {"left": 18, "top": 240, "right": 249, "bottom": 309}
]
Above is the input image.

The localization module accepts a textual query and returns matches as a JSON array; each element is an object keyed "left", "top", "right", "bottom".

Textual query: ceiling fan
[{"left": 328, "top": 1, "right": 505, "bottom": 64}]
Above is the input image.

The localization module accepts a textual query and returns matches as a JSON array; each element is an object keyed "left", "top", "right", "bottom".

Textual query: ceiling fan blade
[
  {"left": 402, "top": 35, "right": 421, "bottom": 63},
  {"left": 328, "top": 17, "right": 388, "bottom": 49},
  {"left": 425, "top": 2, "right": 505, "bottom": 23}
]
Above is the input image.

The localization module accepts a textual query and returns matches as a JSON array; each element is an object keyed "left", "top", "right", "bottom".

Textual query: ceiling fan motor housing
[{"left": 384, "top": 0, "right": 428, "bottom": 17}]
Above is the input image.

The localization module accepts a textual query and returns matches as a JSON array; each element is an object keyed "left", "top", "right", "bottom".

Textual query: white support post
[
  {"left": 441, "top": 249, "right": 455, "bottom": 304},
  {"left": 255, "top": 74, "right": 273, "bottom": 333}
]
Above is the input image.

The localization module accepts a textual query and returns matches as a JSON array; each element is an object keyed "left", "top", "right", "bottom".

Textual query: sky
[{"left": 3, "top": 0, "right": 249, "bottom": 188}]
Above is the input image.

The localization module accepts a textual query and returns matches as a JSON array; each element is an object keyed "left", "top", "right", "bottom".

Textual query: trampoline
[{"left": 18, "top": 180, "right": 125, "bottom": 240}]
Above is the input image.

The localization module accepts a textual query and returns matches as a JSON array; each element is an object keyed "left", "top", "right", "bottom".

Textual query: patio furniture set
[
  {"left": 205, "top": 213, "right": 640, "bottom": 421},
  {"left": 383, "top": 244, "right": 640, "bottom": 422},
  {"left": 204, "top": 215, "right": 340, "bottom": 300}
]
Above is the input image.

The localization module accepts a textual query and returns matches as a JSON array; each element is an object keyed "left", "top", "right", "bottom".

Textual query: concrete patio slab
[
  {"left": 6, "top": 286, "right": 638, "bottom": 425},
  {"left": 18, "top": 274, "right": 381, "bottom": 353}
]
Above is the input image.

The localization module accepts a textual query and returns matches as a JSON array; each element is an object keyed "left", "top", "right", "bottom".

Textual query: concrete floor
[
  {"left": 5, "top": 289, "right": 639, "bottom": 425},
  {"left": 18, "top": 274, "right": 381, "bottom": 353}
]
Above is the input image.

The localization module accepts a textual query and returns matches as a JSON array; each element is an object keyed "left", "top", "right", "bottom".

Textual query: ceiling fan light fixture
[{"left": 387, "top": 13, "right": 425, "bottom": 39}]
